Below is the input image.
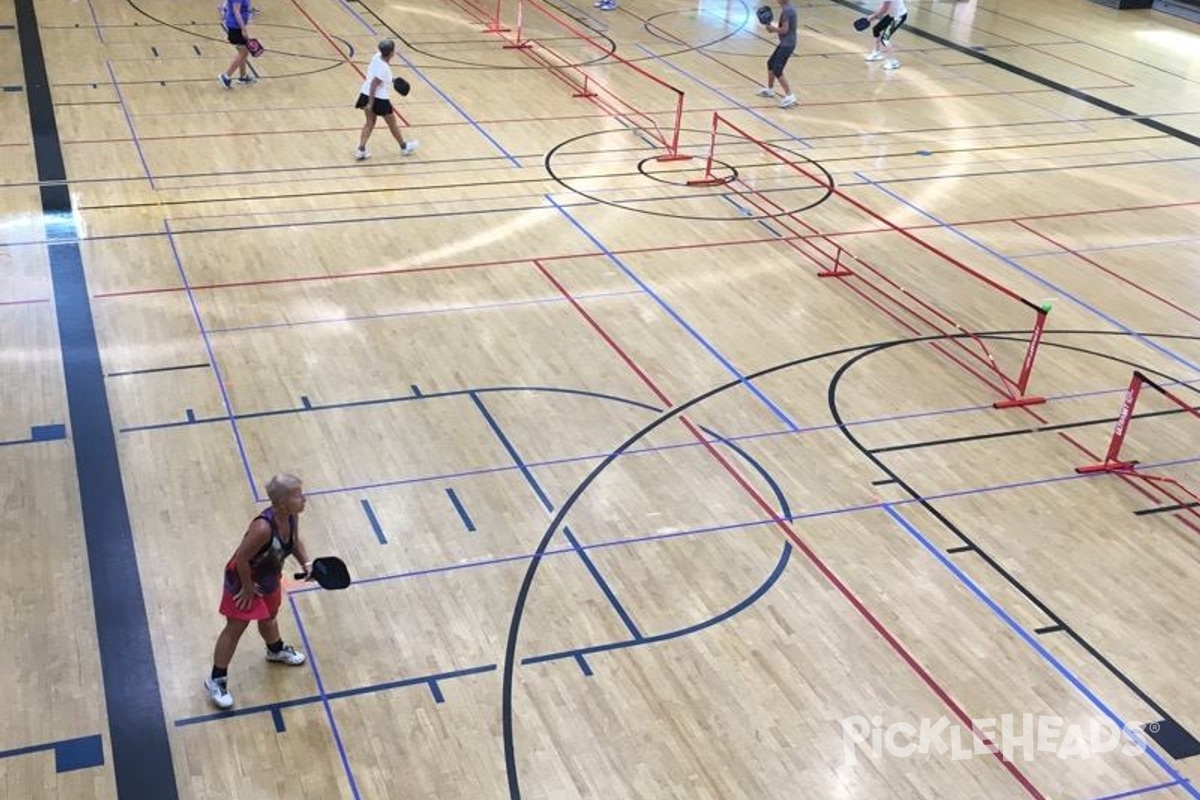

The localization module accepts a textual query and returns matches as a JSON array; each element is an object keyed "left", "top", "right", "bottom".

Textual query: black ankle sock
[
  {"left": 211, "top": 666, "right": 228, "bottom": 681},
  {"left": 267, "top": 639, "right": 284, "bottom": 654}
]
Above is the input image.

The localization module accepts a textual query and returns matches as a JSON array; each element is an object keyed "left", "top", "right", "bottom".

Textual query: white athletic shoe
[
  {"left": 355, "top": 147, "right": 370, "bottom": 161},
  {"left": 883, "top": 59, "right": 900, "bottom": 70},
  {"left": 265, "top": 645, "right": 307, "bottom": 666},
  {"left": 756, "top": 87, "right": 775, "bottom": 98},
  {"left": 205, "top": 677, "right": 234, "bottom": 709},
  {"left": 401, "top": 140, "right": 420, "bottom": 155},
  {"left": 864, "top": 50, "right": 884, "bottom": 61},
  {"left": 778, "top": 94, "right": 797, "bottom": 108}
]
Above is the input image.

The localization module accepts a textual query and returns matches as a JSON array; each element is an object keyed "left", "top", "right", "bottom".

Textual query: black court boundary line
[
  {"left": 826, "top": 337, "right": 1200, "bottom": 761},
  {"left": 828, "top": 0, "right": 1200, "bottom": 149},
  {"left": 14, "top": 1, "right": 179, "bottom": 798}
]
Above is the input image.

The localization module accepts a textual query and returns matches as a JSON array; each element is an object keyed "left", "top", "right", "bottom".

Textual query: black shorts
[
  {"left": 227, "top": 27, "right": 247, "bottom": 46},
  {"left": 768, "top": 45, "right": 794, "bottom": 77},
  {"left": 873, "top": 13, "right": 907, "bottom": 42},
  {"left": 355, "top": 93, "right": 393, "bottom": 117}
]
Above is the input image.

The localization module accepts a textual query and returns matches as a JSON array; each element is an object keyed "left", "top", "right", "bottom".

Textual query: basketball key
[{"left": 756, "top": 5, "right": 773, "bottom": 25}]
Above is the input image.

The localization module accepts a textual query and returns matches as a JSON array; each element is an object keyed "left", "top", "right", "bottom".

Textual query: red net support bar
[
  {"left": 689, "top": 112, "right": 1050, "bottom": 409},
  {"left": 1077, "top": 371, "right": 1200, "bottom": 474},
  {"left": 487, "top": 0, "right": 688, "bottom": 161}
]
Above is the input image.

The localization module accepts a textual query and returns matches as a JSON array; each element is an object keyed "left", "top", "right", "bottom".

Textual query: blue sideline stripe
[
  {"left": 361, "top": 498, "right": 387, "bottom": 544},
  {"left": 546, "top": 195, "right": 801, "bottom": 432},
  {"left": 0, "top": 735, "right": 105, "bottom": 773},
  {"left": 445, "top": 487, "right": 477, "bottom": 531},
  {"left": 854, "top": 172, "right": 1200, "bottom": 377},
  {"left": 15, "top": 0, "right": 180, "bottom": 794},
  {"left": 882, "top": 505, "right": 1200, "bottom": 800}
]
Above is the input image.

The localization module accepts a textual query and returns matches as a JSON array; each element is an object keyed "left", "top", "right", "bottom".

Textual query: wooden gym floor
[{"left": 3, "top": 0, "right": 1200, "bottom": 797}]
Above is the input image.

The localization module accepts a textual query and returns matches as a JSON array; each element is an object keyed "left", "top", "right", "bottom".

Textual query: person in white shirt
[
  {"left": 354, "top": 39, "right": 418, "bottom": 161},
  {"left": 864, "top": 0, "right": 907, "bottom": 71}
]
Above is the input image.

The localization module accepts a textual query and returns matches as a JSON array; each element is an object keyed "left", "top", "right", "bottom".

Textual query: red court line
[
  {"left": 532, "top": 257, "right": 1048, "bottom": 800},
  {"left": 89, "top": 230, "right": 894, "bottom": 299},
  {"left": 1011, "top": 220, "right": 1200, "bottom": 324},
  {"left": 86, "top": 194, "right": 1200, "bottom": 298},
  {"left": 283, "top": 0, "right": 408, "bottom": 125},
  {"left": 0, "top": 297, "right": 49, "bottom": 306}
]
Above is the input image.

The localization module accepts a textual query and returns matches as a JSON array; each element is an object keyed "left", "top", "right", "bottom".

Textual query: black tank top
[{"left": 225, "top": 507, "right": 296, "bottom": 594}]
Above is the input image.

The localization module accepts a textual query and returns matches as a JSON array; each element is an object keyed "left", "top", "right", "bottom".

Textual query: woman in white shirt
[
  {"left": 864, "top": 0, "right": 908, "bottom": 70},
  {"left": 355, "top": 39, "right": 419, "bottom": 160}
]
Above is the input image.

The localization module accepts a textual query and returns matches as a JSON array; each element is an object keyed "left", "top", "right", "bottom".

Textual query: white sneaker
[
  {"left": 205, "top": 677, "right": 234, "bottom": 709},
  {"left": 401, "top": 140, "right": 419, "bottom": 155},
  {"left": 883, "top": 59, "right": 900, "bottom": 70},
  {"left": 864, "top": 50, "right": 884, "bottom": 61},
  {"left": 266, "top": 644, "right": 307, "bottom": 666},
  {"left": 756, "top": 87, "right": 775, "bottom": 98},
  {"left": 355, "top": 147, "right": 370, "bottom": 161},
  {"left": 779, "top": 94, "right": 796, "bottom": 108}
]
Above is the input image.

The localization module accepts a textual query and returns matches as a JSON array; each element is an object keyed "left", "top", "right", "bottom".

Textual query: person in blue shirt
[
  {"left": 218, "top": 0, "right": 256, "bottom": 89},
  {"left": 756, "top": 0, "right": 798, "bottom": 108}
]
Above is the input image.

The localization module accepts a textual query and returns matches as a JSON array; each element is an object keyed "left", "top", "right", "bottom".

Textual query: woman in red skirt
[{"left": 206, "top": 473, "right": 313, "bottom": 709}]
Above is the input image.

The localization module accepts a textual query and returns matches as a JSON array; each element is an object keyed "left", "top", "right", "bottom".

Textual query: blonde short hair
[{"left": 265, "top": 473, "right": 303, "bottom": 503}]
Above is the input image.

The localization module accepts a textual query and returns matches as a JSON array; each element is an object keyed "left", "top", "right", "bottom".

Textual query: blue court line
[
  {"left": 16, "top": 0, "right": 179, "bottom": 791},
  {"left": 470, "top": 391, "right": 642, "bottom": 639},
  {"left": 1009, "top": 233, "right": 1200, "bottom": 261},
  {"left": 105, "top": 61, "right": 154, "bottom": 187},
  {"left": 524, "top": 540, "right": 791, "bottom": 666},
  {"left": 853, "top": 171, "right": 1200, "bottom": 377},
  {"left": 546, "top": 194, "right": 802, "bottom": 432},
  {"left": 287, "top": 449, "right": 1200, "bottom": 599},
  {"left": 205, "top": 288, "right": 642, "bottom": 334},
  {"left": 563, "top": 527, "right": 643, "bottom": 640},
  {"left": 116, "top": 374, "right": 1199, "bottom": 499},
  {"left": 881, "top": 504, "right": 1200, "bottom": 800},
  {"left": 163, "top": 219, "right": 259, "bottom": 499},
  {"left": 270, "top": 707, "right": 286, "bottom": 732},
  {"left": 387, "top": 50, "right": 519, "bottom": 166},
  {"left": 445, "top": 487, "right": 476, "bottom": 531},
  {"left": 287, "top": 595, "right": 363, "bottom": 800},
  {"left": 0, "top": 423, "right": 66, "bottom": 447},
  {"left": 1089, "top": 780, "right": 1185, "bottom": 800},
  {"left": 361, "top": 498, "right": 387, "bottom": 543},
  {"left": 175, "top": 664, "right": 497, "bottom": 727},
  {"left": 635, "top": 44, "right": 812, "bottom": 150},
  {"left": 333, "top": 0, "right": 376, "bottom": 34},
  {"left": 0, "top": 735, "right": 104, "bottom": 773},
  {"left": 574, "top": 654, "right": 593, "bottom": 676}
]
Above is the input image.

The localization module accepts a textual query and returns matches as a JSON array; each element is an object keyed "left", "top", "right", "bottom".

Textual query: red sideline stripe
[{"left": 533, "top": 258, "right": 1048, "bottom": 800}]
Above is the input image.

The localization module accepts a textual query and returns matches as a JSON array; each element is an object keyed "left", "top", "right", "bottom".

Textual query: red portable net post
[
  {"left": 1077, "top": 371, "right": 1200, "bottom": 475},
  {"left": 486, "top": 0, "right": 689, "bottom": 161},
  {"left": 688, "top": 112, "right": 1050, "bottom": 409},
  {"left": 1075, "top": 371, "right": 1200, "bottom": 530}
]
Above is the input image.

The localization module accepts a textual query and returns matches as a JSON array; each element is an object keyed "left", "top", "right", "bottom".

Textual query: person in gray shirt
[{"left": 756, "top": 0, "right": 798, "bottom": 108}]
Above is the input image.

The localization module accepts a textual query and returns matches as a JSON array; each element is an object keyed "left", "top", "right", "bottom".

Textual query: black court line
[
  {"left": 829, "top": 0, "right": 1200, "bottom": 149},
  {"left": 14, "top": 1, "right": 179, "bottom": 798},
  {"left": 1035, "top": 624, "right": 1065, "bottom": 635},
  {"left": 1136, "top": 501, "right": 1200, "bottom": 517},
  {"left": 870, "top": 407, "right": 1190, "bottom": 455},
  {"left": 106, "top": 361, "right": 210, "bottom": 377}
]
